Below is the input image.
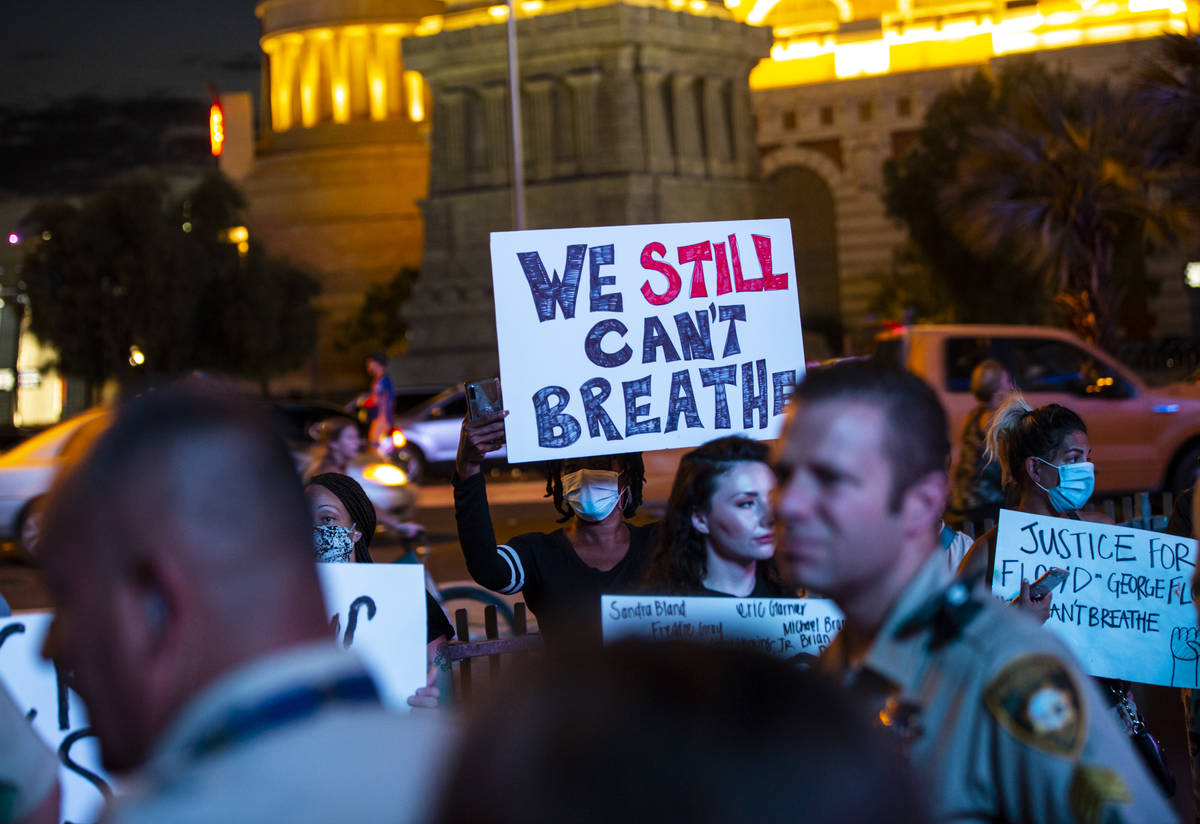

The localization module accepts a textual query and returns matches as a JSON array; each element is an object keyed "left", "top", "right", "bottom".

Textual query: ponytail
[{"left": 985, "top": 393, "right": 1032, "bottom": 488}]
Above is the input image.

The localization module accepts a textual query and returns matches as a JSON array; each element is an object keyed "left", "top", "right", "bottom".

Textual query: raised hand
[{"left": 456, "top": 409, "right": 508, "bottom": 479}]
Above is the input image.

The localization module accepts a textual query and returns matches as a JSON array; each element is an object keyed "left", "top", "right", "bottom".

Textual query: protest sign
[
  {"left": 318, "top": 563, "right": 427, "bottom": 709},
  {"left": 0, "top": 612, "right": 106, "bottom": 824},
  {"left": 0, "top": 563, "right": 429, "bottom": 824},
  {"left": 490, "top": 219, "right": 805, "bottom": 463},
  {"left": 601, "top": 594, "right": 843, "bottom": 659},
  {"left": 990, "top": 508, "right": 1199, "bottom": 687}
]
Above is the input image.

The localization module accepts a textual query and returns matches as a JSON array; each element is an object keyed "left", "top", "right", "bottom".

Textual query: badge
[
  {"left": 984, "top": 654, "right": 1085, "bottom": 758},
  {"left": 1068, "top": 764, "right": 1131, "bottom": 824}
]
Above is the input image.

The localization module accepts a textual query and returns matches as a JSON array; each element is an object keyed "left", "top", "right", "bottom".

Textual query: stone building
[
  {"left": 243, "top": 0, "right": 440, "bottom": 388},
  {"left": 243, "top": 0, "right": 1198, "bottom": 390},
  {"left": 399, "top": 2, "right": 771, "bottom": 384}
]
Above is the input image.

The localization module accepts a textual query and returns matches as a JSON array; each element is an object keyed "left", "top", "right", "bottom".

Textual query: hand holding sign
[{"left": 1171, "top": 626, "right": 1200, "bottom": 688}]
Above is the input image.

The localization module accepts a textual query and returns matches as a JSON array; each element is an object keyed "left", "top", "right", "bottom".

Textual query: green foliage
[
  {"left": 866, "top": 242, "right": 958, "bottom": 325},
  {"left": 882, "top": 58, "right": 1068, "bottom": 325},
  {"left": 335, "top": 267, "right": 420, "bottom": 357},
  {"left": 17, "top": 171, "right": 320, "bottom": 393},
  {"left": 942, "top": 74, "right": 1195, "bottom": 351}
]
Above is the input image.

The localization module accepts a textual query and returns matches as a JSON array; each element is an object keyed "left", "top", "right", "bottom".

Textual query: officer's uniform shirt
[
  {"left": 103, "top": 642, "right": 455, "bottom": 824},
  {"left": 0, "top": 683, "right": 57, "bottom": 824},
  {"left": 820, "top": 550, "right": 1177, "bottom": 823}
]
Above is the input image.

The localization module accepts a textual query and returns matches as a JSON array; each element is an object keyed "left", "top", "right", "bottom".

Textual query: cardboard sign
[
  {"left": 490, "top": 219, "right": 805, "bottom": 462},
  {"left": 991, "top": 509, "right": 1199, "bottom": 687},
  {"left": 0, "top": 564, "right": 429, "bottom": 824},
  {"left": 601, "top": 595, "right": 843, "bottom": 659}
]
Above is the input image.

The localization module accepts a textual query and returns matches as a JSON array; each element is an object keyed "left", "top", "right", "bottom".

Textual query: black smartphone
[
  {"left": 466, "top": 378, "right": 502, "bottom": 420},
  {"left": 1028, "top": 567, "right": 1069, "bottom": 600}
]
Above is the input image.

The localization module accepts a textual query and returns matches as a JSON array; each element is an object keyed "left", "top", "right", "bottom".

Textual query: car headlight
[
  {"left": 391, "top": 429, "right": 407, "bottom": 449},
  {"left": 364, "top": 463, "right": 407, "bottom": 486}
]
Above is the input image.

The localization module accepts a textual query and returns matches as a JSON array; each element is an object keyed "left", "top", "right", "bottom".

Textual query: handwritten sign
[
  {"left": 0, "top": 612, "right": 107, "bottom": 824},
  {"left": 490, "top": 219, "right": 805, "bottom": 462},
  {"left": 0, "top": 563, "right": 429, "bottom": 824},
  {"left": 601, "top": 595, "right": 843, "bottom": 659},
  {"left": 991, "top": 509, "right": 1199, "bottom": 687},
  {"left": 318, "top": 563, "right": 427, "bottom": 709}
]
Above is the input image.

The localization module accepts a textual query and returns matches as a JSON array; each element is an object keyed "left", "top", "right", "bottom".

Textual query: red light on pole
[{"left": 209, "top": 103, "right": 225, "bottom": 157}]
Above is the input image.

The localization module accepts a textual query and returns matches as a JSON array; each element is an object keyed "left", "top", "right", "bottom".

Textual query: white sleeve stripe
[{"left": 496, "top": 544, "right": 525, "bottom": 594}]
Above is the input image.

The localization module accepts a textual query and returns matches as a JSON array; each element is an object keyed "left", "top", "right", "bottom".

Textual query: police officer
[
  {"left": 772, "top": 360, "right": 1176, "bottom": 823},
  {"left": 37, "top": 386, "right": 451, "bottom": 823}
]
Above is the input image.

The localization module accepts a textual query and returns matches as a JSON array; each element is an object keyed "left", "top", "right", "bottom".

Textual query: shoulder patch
[
  {"left": 1068, "top": 764, "right": 1131, "bottom": 824},
  {"left": 984, "top": 653, "right": 1086, "bottom": 758}
]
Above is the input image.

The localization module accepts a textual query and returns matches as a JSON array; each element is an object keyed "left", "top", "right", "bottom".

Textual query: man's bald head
[{"left": 39, "top": 385, "right": 329, "bottom": 772}]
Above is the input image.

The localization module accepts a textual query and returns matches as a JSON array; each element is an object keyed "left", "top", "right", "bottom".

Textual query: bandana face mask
[
  {"left": 562, "top": 469, "right": 622, "bottom": 522},
  {"left": 313, "top": 524, "right": 356, "bottom": 563}
]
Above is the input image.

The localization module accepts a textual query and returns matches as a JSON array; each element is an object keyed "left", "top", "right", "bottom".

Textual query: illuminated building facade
[
  {"left": 398, "top": 1, "right": 771, "bottom": 383},
  {"left": 246, "top": 0, "right": 439, "bottom": 388},
  {"left": 247, "top": 0, "right": 1196, "bottom": 388}
]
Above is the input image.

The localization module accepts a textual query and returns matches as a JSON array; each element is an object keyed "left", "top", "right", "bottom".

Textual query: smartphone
[
  {"left": 466, "top": 378, "right": 502, "bottom": 420},
  {"left": 1028, "top": 567, "right": 1069, "bottom": 600}
]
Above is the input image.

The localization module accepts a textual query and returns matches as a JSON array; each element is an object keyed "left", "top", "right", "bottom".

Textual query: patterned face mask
[{"left": 313, "top": 524, "right": 355, "bottom": 563}]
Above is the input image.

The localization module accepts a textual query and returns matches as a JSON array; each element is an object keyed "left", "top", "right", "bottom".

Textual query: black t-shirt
[
  {"left": 695, "top": 567, "right": 788, "bottom": 598},
  {"left": 454, "top": 471, "right": 658, "bottom": 646},
  {"left": 425, "top": 591, "right": 454, "bottom": 644}
]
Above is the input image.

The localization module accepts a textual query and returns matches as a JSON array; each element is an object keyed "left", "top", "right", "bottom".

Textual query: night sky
[{"left": 1, "top": 0, "right": 262, "bottom": 107}]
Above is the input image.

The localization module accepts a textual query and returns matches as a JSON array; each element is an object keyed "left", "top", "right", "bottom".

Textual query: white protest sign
[
  {"left": 490, "top": 219, "right": 805, "bottom": 463},
  {"left": 318, "top": 563, "right": 427, "bottom": 710},
  {"left": 0, "top": 564, "right": 428, "bottom": 824},
  {"left": 0, "top": 612, "right": 107, "bottom": 824},
  {"left": 602, "top": 595, "right": 843, "bottom": 658},
  {"left": 991, "top": 508, "right": 1199, "bottom": 688}
]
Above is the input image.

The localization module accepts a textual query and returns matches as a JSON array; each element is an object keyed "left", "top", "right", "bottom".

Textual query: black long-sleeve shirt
[{"left": 453, "top": 471, "right": 658, "bottom": 645}]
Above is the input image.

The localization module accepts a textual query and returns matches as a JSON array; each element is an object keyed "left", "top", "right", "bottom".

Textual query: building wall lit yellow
[{"left": 262, "top": 24, "right": 427, "bottom": 132}]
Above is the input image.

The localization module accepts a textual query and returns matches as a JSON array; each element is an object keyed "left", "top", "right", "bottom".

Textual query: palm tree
[{"left": 941, "top": 79, "right": 1194, "bottom": 352}]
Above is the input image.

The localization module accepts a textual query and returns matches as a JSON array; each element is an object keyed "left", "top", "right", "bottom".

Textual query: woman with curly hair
[{"left": 645, "top": 436, "right": 787, "bottom": 597}]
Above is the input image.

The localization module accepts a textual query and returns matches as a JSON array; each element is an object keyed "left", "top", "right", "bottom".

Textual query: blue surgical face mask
[
  {"left": 313, "top": 524, "right": 356, "bottom": 563},
  {"left": 562, "top": 469, "right": 623, "bottom": 522},
  {"left": 1034, "top": 458, "right": 1095, "bottom": 514}
]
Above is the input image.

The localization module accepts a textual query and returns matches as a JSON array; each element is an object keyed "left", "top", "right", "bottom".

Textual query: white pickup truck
[{"left": 874, "top": 324, "right": 1200, "bottom": 494}]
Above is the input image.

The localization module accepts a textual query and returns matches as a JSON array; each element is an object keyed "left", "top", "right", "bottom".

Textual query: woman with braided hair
[
  {"left": 644, "top": 436, "right": 787, "bottom": 597},
  {"left": 454, "top": 410, "right": 658, "bottom": 646},
  {"left": 306, "top": 472, "right": 454, "bottom": 708}
]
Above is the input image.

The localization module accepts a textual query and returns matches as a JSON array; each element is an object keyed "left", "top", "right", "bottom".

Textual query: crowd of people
[{"left": 2, "top": 357, "right": 1196, "bottom": 823}]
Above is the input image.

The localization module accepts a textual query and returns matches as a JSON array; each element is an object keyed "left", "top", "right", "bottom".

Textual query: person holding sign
[
  {"left": 36, "top": 386, "right": 450, "bottom": 823},
  {"left": 455, "top": 410, "right": 656, "bottom": 645},
  {"left": 960, "top": 397, "right": 1177, "bottom": 796},
  {"left": 305, "top": 472, "right": 454, "bottom": 708},
  {"left": 772, "top": 360, "right": 1175, "bottom": 823},
  {"left": 644, "top": 436, "right": 788, "bottom": 597}
]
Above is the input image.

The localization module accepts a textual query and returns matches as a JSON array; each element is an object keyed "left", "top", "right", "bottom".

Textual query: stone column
[
  {"left": 525, "top": 77, "right": 555, "bottom": 182},
  {"left": 672, "top": 73, "right": 706, "bottom": 177},
  {"left": 483, "top": 82, "right": 511, "bottom": 186},
  {"left": 639, "top": 67, "right": 675, "bottom": 174},
  {"left": 702, "top": 75, "right": 734, "bottom": 178},
  {"left": 567, "top": 70, "right": 601, "bottom": 175}
]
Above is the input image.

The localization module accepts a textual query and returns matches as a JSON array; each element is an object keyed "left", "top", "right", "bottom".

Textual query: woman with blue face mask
[
  {"left": 957, "top": 396, "right": 1112, "bottom": 619},
  {"left": 454, "top": 410, "right": 657, "bottom": 647},
  {"left": 957, "top": 401, "right": 1177, "bottom": 798}
]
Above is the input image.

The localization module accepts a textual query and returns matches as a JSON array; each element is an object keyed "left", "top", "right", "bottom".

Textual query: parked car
[
  {"left": 0, "top": 402, "right": 416, "bottom": 559},
  {"left": 393, "top": 384, "right": 508, "bottom": 481},
  {"left": 874, "top": 324, "right": 1200, "bottom": 494}
]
